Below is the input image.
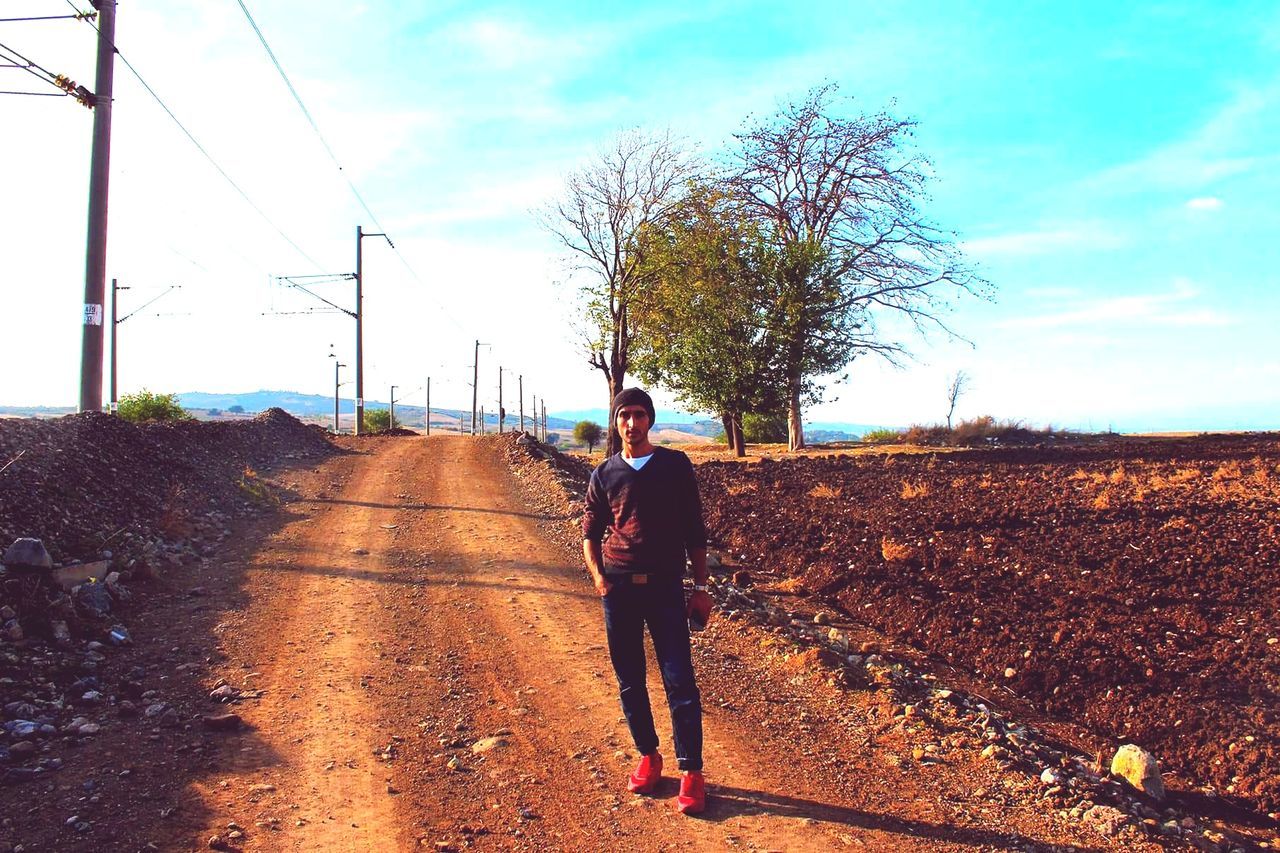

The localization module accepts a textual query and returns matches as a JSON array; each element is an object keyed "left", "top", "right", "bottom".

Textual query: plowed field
[{"left": 697, "top": 434, "right": 1280, "bottom": 815}]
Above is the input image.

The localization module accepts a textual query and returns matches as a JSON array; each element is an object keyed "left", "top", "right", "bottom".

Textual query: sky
[{"left": 2, "top": 0, "right": 1278, "bottom": 432}]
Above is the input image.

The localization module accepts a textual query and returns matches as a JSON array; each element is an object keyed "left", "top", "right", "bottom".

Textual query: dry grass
[
  {"left": 809, "top": 482, "right": 843, "bottom": 499},
  {"left": 900, "top": 480, "right": 930, "bottom": 499},
  {"left": 725, "top": 482, "right": 758, "bottom": 496},
  {"left": 759, "top": 575, "right": 808, "bottom": 595},
  {"left": 881, "top": 535, "right": 914, "bottom": 563}
]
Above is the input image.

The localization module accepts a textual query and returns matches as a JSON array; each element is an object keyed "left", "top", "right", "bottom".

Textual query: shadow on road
[
  {"left": 304, "top": 496, "right": 566, "bottom": 521},
  {"left": 687, "top": 782, "right": 1105, "bottom": 851}
]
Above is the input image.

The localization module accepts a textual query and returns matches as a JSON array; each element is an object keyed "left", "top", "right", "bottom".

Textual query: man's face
[{"left": 615, "top": 405, "right": 651, "bottom": 446}]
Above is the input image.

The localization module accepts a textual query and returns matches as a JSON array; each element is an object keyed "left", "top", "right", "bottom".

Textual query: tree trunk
[
  {"left": 787, "top": 383, "right": 805, "bottom": 451},
  {"left": 605, "top": 373, "right": 623, "bottom": 456},
  {"left": 732, "top": 413, "right": 746, "bottom": 458},
  {"left": 721, "top": 413, "right": 736, "bottom": 453}
]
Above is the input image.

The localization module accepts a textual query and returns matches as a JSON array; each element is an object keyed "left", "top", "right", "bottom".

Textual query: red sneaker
[
  {"left": 627, "top": 751, "right": 662, "bottom": 794},
  {"left": 676, "top": 770, "right": 706, "bottom": 814}
]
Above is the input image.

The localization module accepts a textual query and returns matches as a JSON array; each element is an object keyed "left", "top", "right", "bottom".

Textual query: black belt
[{"left": 604, "top": 572, "right": 680, "bottom": 585}]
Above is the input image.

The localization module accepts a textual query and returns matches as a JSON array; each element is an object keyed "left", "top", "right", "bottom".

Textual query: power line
[
  {"left": 230, "top": 0, "right": 466, "bottom": 333},
  {"left": 232, "top": 0, "right": 384, "bottom": 232},
  {"left": 0, "top": 13, "right": 94, "bottom": 23},
  {"left": 62, "top": 3, "right": 325, "bottom": 271}
]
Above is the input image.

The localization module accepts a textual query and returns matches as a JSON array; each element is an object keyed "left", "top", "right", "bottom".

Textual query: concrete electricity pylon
[{"left": 78, "top": 0, "right": 117, "bottom": 412}]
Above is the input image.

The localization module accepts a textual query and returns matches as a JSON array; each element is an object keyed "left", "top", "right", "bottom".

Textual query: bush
[
  {"left": 228, "top": 404, "right": 245, "bottom": 414},
  {"left": 896, "top": 415, "right": 1065, "bottom": 447},
  {"left": 207, "top": 408, "right": 222, "bottom": 417},
  {"left": 362, "top": 408, "right": 391, "bottom": 432},
  {"left": 573, "top": 421, "right": 603, "bottom": 452},
  {"left": 861, "top": 427, "right": 903, "bottom": 444},
  {"left": 116, "top": 390, "right": 190, "bottom": 423}
]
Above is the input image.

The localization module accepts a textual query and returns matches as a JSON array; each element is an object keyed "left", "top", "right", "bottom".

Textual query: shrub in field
[
  {"left": 808, "top": 482, "right": 842, "bottom": 499},
  {"left": 362, "top": 408, "right": 391, "bottom": 432},
  {"left": 897, "top": 415, "right": 1069, "bottom": 447},
  {"left": 862, "top": 427, "right": 903, "bottom": 444},
  {"left": 116, "top": 390, "right": 190, "bottom": 422}
]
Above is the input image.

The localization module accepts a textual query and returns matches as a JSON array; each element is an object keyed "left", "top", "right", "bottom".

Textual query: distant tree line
[{"left": 546, "top": 84, "right": 988, "bottom": 455}]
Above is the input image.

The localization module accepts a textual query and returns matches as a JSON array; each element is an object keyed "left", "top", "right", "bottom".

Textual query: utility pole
[
  {"left": 425, "top": 377, "right": 430, "bottom": 436},
  {"left": 471, "top": 340, "right": 479, "bottom": 434},
  {"left": 390, "top": 385, "right": 398, "bottom": 430},
  {"left": 354, "top": 226, "right": 391, "bottom": 435},
  {"left": 109, "top": 278, "right": 119, "bottom": 412},
  {"left": 332, "top": 358, "right": 345, "bottom": 433},
  {"left": 542, "top": 402, "right": 548, "bottom": 443},
  {"left": 498, "top": 367, "right": 504, "bottom": 434},
  {"left": 109, "top": 281, "right": 179, "bottom": 412},
  {"left": 78, "top": 0, "right": 118, "bottom": 412},
  {"left": 519, "top": 374, "right": 524, "bottom": 434},
  {"left": 480, "top": 405, "right": 485, "bottom": 435}
]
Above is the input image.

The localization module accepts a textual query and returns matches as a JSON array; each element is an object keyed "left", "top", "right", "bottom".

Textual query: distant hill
[
  {"left": 547, "top": 407, "right": 891, "bottom": 441},
  {"left": 175, "top": 390, "right": 576, "bottom": 432}
]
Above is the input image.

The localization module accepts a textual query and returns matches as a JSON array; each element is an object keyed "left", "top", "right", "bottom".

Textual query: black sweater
[{"left": 582, "top": 447, "right": 708, "bottom": 575}]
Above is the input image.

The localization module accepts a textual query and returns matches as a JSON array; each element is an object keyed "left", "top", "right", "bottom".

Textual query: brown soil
[
  {"left": 696, "top": 434, "right": 1280, "bottom": 818},
  {"left": 0, "top": 430, "right": 1196, "bottom": 850}
]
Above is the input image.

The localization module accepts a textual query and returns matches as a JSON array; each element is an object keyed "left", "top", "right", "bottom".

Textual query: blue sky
[{"left": 2, "top": 1, "right": 1277, "bottom": 431}]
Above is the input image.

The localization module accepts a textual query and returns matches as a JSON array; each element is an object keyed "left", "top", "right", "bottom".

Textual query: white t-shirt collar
[{"left": 622, "top": 453, "right": 653, "bottom": 470}]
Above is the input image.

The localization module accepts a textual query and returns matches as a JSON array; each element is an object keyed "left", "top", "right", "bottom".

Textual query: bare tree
[
  {"left": 945, "top": 369, "right": 969, "bottom": 430},
  {"left": 728, "top": 85, "right": 987, "bottom": 450},
  {"left": 543, "top": 131, "right": 696, "bottom": 454}
]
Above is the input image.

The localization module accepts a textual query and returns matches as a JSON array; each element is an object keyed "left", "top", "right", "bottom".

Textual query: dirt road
[
  {"left": 116, "top": 434, "right": 1147, "bottom": 853},
  {"left": 9, "top": 434, "right": 1182, "bottom": 851}
]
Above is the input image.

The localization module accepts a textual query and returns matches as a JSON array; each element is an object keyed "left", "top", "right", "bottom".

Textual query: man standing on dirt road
[{"left": 582, "top": 387, "right": 713, "bottom": 815}]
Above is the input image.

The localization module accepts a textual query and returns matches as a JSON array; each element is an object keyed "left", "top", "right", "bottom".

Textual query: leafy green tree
[
  {"left": 362, "top": 408, "right": 391, "bottom": 433},
  {"left": 116, "top": 390, "right": 190, "bottom": 423},
  {"left": 728, "top": 85, "right": 985, "bottom": 449},
  {"left": 207, "top": 408, "right": 222, "bottom": 417},
  {"left": 742, "top": 411, "right": 788, "bottom": 443},
  {"left": 573, "top": 420, "right": 603, "bottom": 452},
  {"left": 631, "top": 184, "right": 784, "bottom": 457},
  {"left": 228, "top": 404, "right": 245, "bottom": 414}
]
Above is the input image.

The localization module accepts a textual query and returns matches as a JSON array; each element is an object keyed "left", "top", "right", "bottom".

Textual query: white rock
[{"left": 1110, "top": 744, "right": 1164, "bottom": 800}]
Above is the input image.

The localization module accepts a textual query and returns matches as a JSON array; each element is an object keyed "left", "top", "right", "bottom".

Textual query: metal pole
[
  {"left": 532, "top": 394, "right": 537, "bottom": 440},
  {"left": 79, "top": 0, "right": 117, "bottom": 412},
  {"left": 498, "top": 367, "right": 504, "bottom": 434},
  {"left": 354, "top": 226, "right": 364, "bottom": 435},
  {"left": 390, "top": 385, "right": 397, "bottom": 430},
  {"left": 519, "top": 374, "right": 524, "bottom": 433},
  {"left": 333, "top": 360, "right": 340, "bottom": 433},
  {"left": 471, "top": 339, "right": 479, "bottom": 435},
  {"left": 425, "top": 377, "right": 430, "bottom": 435},
  {"left": 109, "top": 278, "right": 118, "bottom": 412}
]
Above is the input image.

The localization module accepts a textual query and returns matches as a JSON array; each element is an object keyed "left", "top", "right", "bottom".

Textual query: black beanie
[{"left": 611, "top": 387, "right": 655, "bottom": 424}]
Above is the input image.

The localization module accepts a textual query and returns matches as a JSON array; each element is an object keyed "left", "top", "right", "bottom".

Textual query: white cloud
[
  {"left": 962, "top": 225, "right": 1126, "bottom": 257},
  {"left": 1185, "top": 196, "right": 1224, "bottom": 211},
  {"left": 998, "top": 279, "right": 1232, "bottom": 331}
]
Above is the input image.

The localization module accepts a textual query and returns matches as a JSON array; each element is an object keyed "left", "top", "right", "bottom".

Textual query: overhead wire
[
  {"left": 61, "top": 1, "right": 326, "bottom": 271},
  {"left": 0, "top": 39, "right": 67, "bottom": 88},
  {"left": 231, "top": 0, "right": 468, "bottom": 334}
]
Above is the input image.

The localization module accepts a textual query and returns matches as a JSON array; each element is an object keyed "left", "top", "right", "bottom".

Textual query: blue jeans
[{"left": 601, "top": 575, "right": 703, "bottom": 771}]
